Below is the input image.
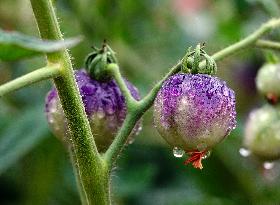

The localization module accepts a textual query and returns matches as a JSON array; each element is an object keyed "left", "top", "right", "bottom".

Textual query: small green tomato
[
  {"left": 244, "top": 105, "right": 280, "bottom": 161},
  {"left": 256, "top": 63, "right": 280, "bottom": 104}
]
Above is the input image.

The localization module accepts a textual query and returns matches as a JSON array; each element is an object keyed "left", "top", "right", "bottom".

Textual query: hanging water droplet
[
  {"left": 202, "top": 150, "right": 211, "bottom": 159},
  {"left": 239, "top": 148, "right": 251, "bottom": 157},
  {"left": 263, "top": 162, "right": 275, "bottom": 170},
  {"left": 173, "top": 147, "right": 184, "bottom": 158}
]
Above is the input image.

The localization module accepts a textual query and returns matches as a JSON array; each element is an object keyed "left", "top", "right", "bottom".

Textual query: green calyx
[
  {"left": 182, "top": 43, "right": 217, "bottom": 75},
  {"left": 85, "top": 42, "right": 118, "bottom": 81}
]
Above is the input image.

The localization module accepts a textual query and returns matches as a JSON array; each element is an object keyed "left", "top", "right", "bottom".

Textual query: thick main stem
[{"left": 30, "top": 0, "right": 110, "bottom": 204}]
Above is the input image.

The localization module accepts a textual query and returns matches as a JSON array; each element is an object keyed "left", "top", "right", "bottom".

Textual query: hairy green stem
[
  {"left": 209, "top": 18, "right": 280, "bottom": 63},
  {"left": 106, "top": 64, "right": 138, "bottom": 109},
  {"left": 30, "top": 0, "right": 110, "bottom": 204},
  {"left": 0, "top": 64, "right": 60, "bottom": 97},
  {"left": 255, "top": 39, "right": 280, "bottom": 51}
]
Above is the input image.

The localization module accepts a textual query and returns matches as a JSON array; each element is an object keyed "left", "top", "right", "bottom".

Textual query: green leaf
[
  {"left": 0, "top": 28, "right": 82, "bottom": 61},
  {"left": 0, "top": 106, "right": 49, "bottom": 174}
]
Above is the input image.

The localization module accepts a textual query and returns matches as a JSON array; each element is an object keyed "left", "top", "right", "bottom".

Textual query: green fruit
[
  {"left": 244, "top": 104, "right": 280, "bottom": 160},
  {"left": 256, "top": 63, "right": 280, "bottom": 103}
]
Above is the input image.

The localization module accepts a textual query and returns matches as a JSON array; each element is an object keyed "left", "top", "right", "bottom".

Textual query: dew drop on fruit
[
  {"left": 239, "top": 148, "right": 251, "bottom": 157},
  {"left": 173, "top": 147, "right": 184, "bottom": 158},
  {"left": 202, "top": 150, "right": 211, "bottom": 159},
  {"left": 263, "top": 162, "right": 275, "bottom": 170},
  {"left": 97, "top": 110, "right": 105, "bottom": 119},
  {"left": 135, "top": 125, "right": 142, "bottom": 136}
]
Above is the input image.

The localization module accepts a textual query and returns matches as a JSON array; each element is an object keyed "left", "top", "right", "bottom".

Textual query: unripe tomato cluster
[
  {"left": 244, "top": 62, "right": 280, "bottom": 161},
  {"left": 45, "top": 44, "right": 237, "bottom": 169}
]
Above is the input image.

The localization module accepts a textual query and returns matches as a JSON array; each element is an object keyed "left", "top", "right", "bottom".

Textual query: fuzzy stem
[
  {"left": 0, "top": 64, "right": 60, "bottom": 97},
  {"left": 30, "top": 0, "right": 110, "bottom": 204},
  {"left": 255, "top": 39, "right": 280, "bottom": 51},
  {"left": 106, "top": 64, "right": 138, "bottom": 109},
  {"left": 209, "top": 18, "right": 280, "bottom": 63}
]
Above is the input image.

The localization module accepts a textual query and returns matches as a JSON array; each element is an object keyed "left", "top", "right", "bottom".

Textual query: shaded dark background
[{"left": 0, "top": 0, "right": 280, "bottom": 204}]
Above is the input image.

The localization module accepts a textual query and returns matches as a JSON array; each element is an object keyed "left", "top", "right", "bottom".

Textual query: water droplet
[
  {"left": 173, "top": 147, "right": 184, "bottom": 158},
  {"left": 49, "top": 117, "right": 54, "bottom": 123},
  {"left": 222, "top": 86, "right": 229, "bottom": 96},
  {"left": 97, "top": 110, "right": 105, "bottom": 119},
  {"left": 128, "top": 138, "right": 134, "bottom": 144},
  {"left": 263, "top": 162, "right": 275, "bottom": 170},
  {"left": 202, "top": 150, "right": 211, "bottom": 159},
  {"left": 239, "top": 148, "right": 251, "bottom": 157},
  {"left": 259, "top": 112, "right": 270, "bottom": 122},
  {"left": 49, "top": 107, "right": 56, "bottom": 113},
  {"left": 135, "top": 125, "right": 142, "bottom": 136},
  {"left": 107, "top": 107, "right": 114, "bottom": 115}
]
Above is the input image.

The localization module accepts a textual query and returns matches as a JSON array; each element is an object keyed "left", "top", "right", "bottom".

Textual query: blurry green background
[{"left": 0, "top": 0, "right": 280, "bottom": 204}]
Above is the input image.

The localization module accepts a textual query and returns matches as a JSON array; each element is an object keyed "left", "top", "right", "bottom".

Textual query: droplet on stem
[
  {"left": 173, "top": 147, "right": 184, "bottom": 158},
  {"left": 128, "top": 138, "right": 134, "bottom": 145},
  {"left": 263, "top": 161, "right": 275, "bottom": 170},
  {"left": 202, "top": 150, "right": 211, "bottom": 159},
  {"left": 239, "top": 148, "right": 251, "bottom": 157}
]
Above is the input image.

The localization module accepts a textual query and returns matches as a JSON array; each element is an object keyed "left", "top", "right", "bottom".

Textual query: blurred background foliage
[{"left": 0, "top": 0, "right": 280, "bottom": 204}]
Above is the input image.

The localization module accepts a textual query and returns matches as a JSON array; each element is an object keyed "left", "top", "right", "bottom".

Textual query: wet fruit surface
[
  {"left": 154, "top": 73, "right": 236, "bottom": 152},
  {"left": 45, "top": 69, "right": 141, "bottom": 152}
]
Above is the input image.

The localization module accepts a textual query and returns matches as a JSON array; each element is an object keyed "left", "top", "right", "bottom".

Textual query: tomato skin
[
  {"left": 45, "top": 69, "right": 141, "bottom": 152},
  {"left": 154, "top": 73, "right": 236, "bottom": 151}
]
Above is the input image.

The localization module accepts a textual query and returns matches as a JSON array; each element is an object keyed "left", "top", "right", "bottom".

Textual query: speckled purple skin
[
  {"left": 154, "top": 74, "right": 236, "bottom": 151},
  {"left": 45, "top": 69, "right": 141, "bottom": 151}
]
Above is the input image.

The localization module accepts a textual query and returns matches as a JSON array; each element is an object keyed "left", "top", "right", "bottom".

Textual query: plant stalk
[
  {"left": 255, "top": 39, "right": 280, "bottom": 51},
  {"left": 0, "top": 64, "right": 60, "bottom": 97},
  {"left": 30, "top": 0, "right": 110, "bottom": 204}
]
